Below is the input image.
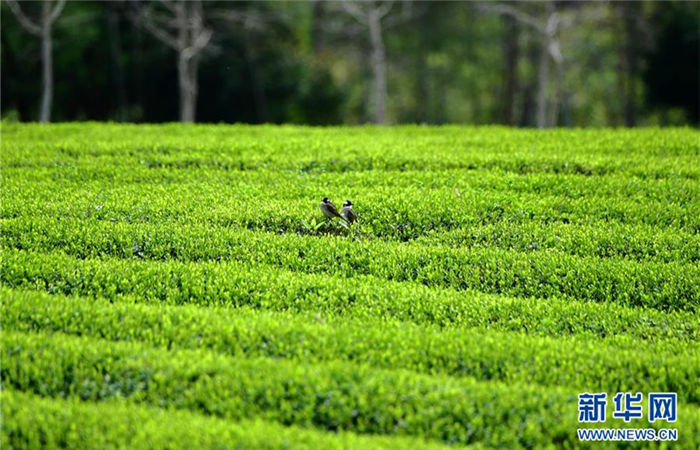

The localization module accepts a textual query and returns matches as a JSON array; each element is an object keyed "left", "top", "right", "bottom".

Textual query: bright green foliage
[
  {"left": 4, "top": 330, "right": 698, "bottom": 448},
  {"left": 3, "top": 221, "right": 699, "bottom": 311},
  {"left": 2, "top": 391, "right": 453, "bottom": 450},
  {"left": 1, "top": 123, "right": 699, "bottom": 448},
  {"left": 2, "top": 255, "right": 699, "bottom": 341},
  {"left": 4, "top": 289, "right": 699, "bottom": 403}
]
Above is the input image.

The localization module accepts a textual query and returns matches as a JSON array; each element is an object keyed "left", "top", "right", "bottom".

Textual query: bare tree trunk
[
  {"left": 134, "top": 17, "right": 144, "bottom": 120},
  {"left": 190, "top": 54, "right": 199, "bottom": 122},
  {"left": 131, "top": 0, "right": 211, "bottom": 123},
  {"left": 557, "top": 61, "right": 573, "bottom": 127},
  {"left": 415, "top": 28, "right": 428, "bottom": 123},
  {"left": 368, "top": 9, "right": 387, "bottom": 125},
  {"left": 177, "top": 53, "right": 196, "bottom": 123},
  {"left": 174, "top": 1, "right": 202, "bottom": 123},
  {"left": 480, "top": 2, "right": 570, "bottom": 128},
  {"left": 545, "top": 6, "right": 562, "bottom": 128},
  {"left": 538, "top": 4, "right": 564, "bottom": 128},
  {"left": 622, "top": 3, "right": 639, "bottom": 127},
  {"left": 624, "top": 45, "right": 637, "bottom": 126},
  {"left": 519, "top": 30, "right": 538, "bottom": 127},
  {"left": 549, "top": 59, "right": 564, "bottom": 127},
  {"left": 536, "top": 37, "right": 549, "bottom": 129},
  {"left": 7, "top": 0, "right": 65, "bottom": 122},
  {"left": 39, "top": 5, "right": 53, "bottom": 123},
  {"left": 107, "top": 5, "right": 127, "bottom": 121},
  {"left": 341, "top": 1, "right": 393, "bottom": 124},
  {"left": 174, "top": 2, "right": 191, "bottom": 123},
  {"left": 501, "top": 14, "right": 519, "bottom": 125}
]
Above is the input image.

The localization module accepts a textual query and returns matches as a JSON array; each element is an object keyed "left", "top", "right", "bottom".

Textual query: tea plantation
[{"left": 1, "top": 123, "right": 699, "bottom": 448}]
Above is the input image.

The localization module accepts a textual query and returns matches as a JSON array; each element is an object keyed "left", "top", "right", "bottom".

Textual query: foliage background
[{"left": 1, "top": 0, "right": 698, "bottom": 126}]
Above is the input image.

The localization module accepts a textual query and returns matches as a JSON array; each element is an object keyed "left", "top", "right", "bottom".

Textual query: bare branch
[
  {"left": 48, "top": 0, "right": 67, "bottom": 25},
  {"left": 548, "top": 40, "right": 563, "bottom": 64},
  {"left": 182, "top": 27, "right": 212, "bottom": 60},
  {"left": 195, "top": 28, "right": 212, "bottom": 51},
  {"left": 375, "top": 1, "right": 395, "bottom": 20},
  {"left": 341, "top": 0, "right": 368, "bottom": 25},
  {"left": 384, "top": 0, "right": 417, "bottom": 28},
  {"left": 545, "top": 11, "right": 559, "bottom": 36},
  {"left": 5, "top": 0, "right": 42, "bottom": 35},
  {"left": 478, "top": 2, "right": 544, "bottom": 34},
  {"left": 136, "top": 7, "right": 180, "bottom": 50},
  {"left": 150, "top": 10, "right": 180, "bottom": 30},
  {"left": 207, "top": 8, "right": 267, "bottom": 31}
]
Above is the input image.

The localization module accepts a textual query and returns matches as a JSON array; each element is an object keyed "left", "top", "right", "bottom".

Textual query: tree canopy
[{"left": 2, "top": 0, "right": 698, "bottom": 126}]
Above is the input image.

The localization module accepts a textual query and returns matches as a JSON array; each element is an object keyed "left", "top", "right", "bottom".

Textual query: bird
[
  {"left": 319, "top": 197, "right": 344, "bottom": 221},
  {"left": 341, "top": 200, "right": 357, "bottom": 224}
]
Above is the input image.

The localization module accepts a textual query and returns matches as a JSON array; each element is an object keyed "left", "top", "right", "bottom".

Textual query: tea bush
[{"left": 2, "top": 123, "right": 698, "bottom": 448}]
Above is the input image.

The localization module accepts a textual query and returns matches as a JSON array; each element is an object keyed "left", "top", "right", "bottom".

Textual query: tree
[
  {"left": 131, "top": 0, "right": 212, "bottom": 122},
  {"left": 479, "top": 2, "right": 563, "bottom": 128},
  {"left": 6, "top": 0, "right": 66, "bottom": 122},
  {"left": 340, "top": 0, "right": 394, "bottom": 124},
  {"left": 481, "top": 1, "right": 609, "bottom": 128},
  {"left": 106, "top": 2, "right": 127, "bottom": 121},
  {"left": 500, "top": 14, "right": 519, "bottom": 126}
]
